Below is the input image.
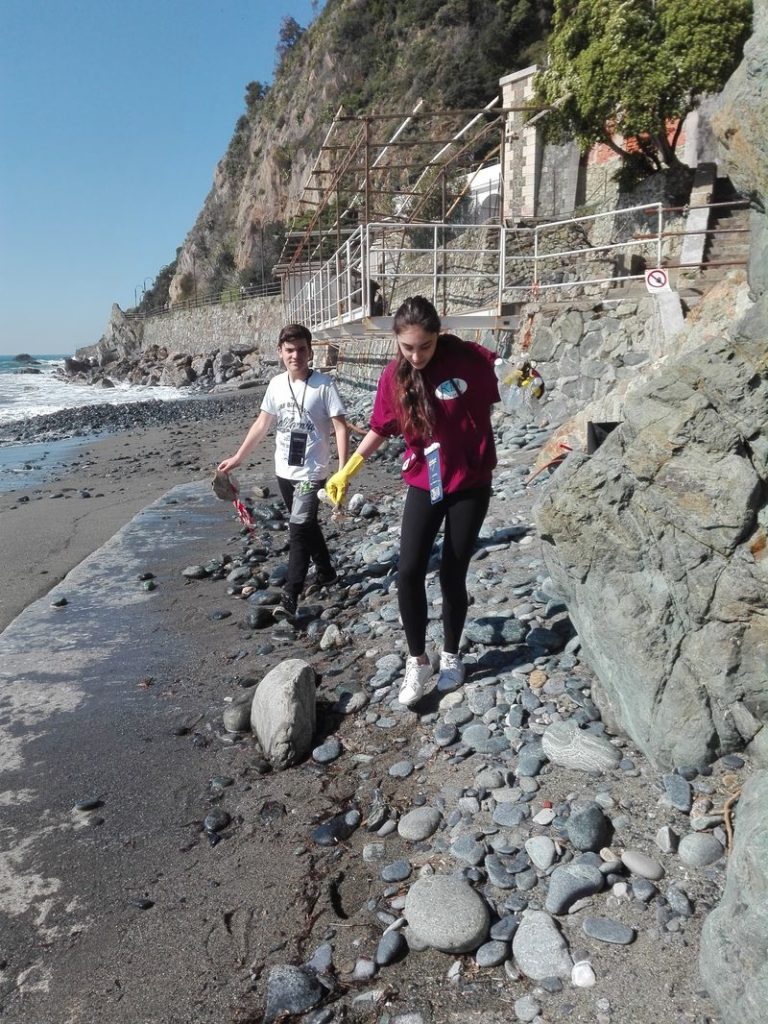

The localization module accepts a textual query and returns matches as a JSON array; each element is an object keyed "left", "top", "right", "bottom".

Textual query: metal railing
[
  {"left": 124, "top": 280, "right": 281, "bottom": 321},
  {"left": 284, "top": 196, "right": 749, "bottom": 336}
]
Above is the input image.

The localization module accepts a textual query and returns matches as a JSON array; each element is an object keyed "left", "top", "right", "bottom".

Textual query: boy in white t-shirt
[{"left": 218, "top": 324, "right": 348, "bottom": 618}]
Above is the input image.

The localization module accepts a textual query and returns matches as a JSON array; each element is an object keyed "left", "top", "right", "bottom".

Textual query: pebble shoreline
[
  {"left": 172, "top": 389, "right": 738, "bottom": 1024},
  {"left": 0, "top": 388, "right": 263, "bottom": 446}
]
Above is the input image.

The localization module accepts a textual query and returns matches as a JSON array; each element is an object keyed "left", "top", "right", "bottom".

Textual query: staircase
[{"left": 676, "top": 177, "right": 751, "bottom": 309}]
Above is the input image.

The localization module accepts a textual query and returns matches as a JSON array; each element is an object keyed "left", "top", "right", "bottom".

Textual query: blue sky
[{"left": 0, "top": 0, "right": 322, "bottom": 355}]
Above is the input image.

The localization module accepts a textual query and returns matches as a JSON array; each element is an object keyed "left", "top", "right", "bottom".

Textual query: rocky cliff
[
  {"left": 163, "top": 0, "right": 552, "bottom": 306},
  {"left": 534, "top": 2, "right": 768, "bottom": 1020},
  {"left": 535, "top": 1, "right": 767, "bottom": 775}
]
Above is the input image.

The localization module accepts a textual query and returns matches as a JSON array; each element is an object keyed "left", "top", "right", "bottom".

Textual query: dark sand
[{"left": 0, "top": 397, "right": 270, "bottom": 633}]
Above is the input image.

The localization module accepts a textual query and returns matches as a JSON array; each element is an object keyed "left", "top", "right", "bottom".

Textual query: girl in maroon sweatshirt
[{"left": 326, "top": 295, "right": 500, "bottom": 706}]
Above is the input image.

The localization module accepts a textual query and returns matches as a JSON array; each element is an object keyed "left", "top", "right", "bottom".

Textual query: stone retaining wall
[
  {"left": 522, "top": 293, "right": 664, "bottom": 424},
  {"left": 140, "top": 294, "right": 284, "bottom": 359}
]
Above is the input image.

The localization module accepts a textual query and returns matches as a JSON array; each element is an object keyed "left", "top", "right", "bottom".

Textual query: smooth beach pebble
[
  {"left": 398, "top": 806, "right": 441, "bottom": 841},
  {"left": 621, "top": 849, "right": 665, "bottom": 880},
  {"left": 582, "top": 916, "right": 636, "bottom": 944},
  {"left": 678, "top": 833, "right": 725, "bottom": 867},
  {"left": 404, "top": 875, "right": 490, "bottom": 953},
  {"left": 571, "top": 960, "right": 596, "bottom": 987},
  {"left": 475, "top": 940, "right": 509, "bottom": 968},
  {"left": 203, "top": 808, "right": 231, "bottom": 833},
  {"left": 74, "top": 798, "right": 103, "bottom": 812}
]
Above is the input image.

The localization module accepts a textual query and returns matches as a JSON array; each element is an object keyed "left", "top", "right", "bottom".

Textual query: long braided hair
[{"left": 393, "top": 296, "right": 462, "bottom": 439}]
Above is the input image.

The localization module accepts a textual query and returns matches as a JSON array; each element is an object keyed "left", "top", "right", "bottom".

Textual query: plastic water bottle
[
  {"left": 494, "top": 358, "right": 524, "bottom": 415},
  {"left": 494, "top": 358, "right": 543, "bottom": 419}
]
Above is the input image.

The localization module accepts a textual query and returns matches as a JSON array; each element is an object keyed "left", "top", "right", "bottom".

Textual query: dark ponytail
[{"left": 393, "top": 296, "right": 441, "bottom": 439}]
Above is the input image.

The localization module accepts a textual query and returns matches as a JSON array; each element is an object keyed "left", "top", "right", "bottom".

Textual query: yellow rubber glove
[{"left": 325, "top": 452, "right": 365, "bottom": 506}]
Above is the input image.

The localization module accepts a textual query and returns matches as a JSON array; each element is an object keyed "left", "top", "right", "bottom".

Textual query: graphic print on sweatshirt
[{"left": 434, "top": 378, "right": 468, "bottom": 400}]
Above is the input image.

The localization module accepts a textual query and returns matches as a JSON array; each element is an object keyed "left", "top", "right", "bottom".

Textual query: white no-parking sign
[{"left": 645, "top": 267, "right": 671, "bottom": 293}]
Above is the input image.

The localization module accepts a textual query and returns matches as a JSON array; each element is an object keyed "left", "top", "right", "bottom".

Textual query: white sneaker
[
  {"left": 437, "top": 651, "right": 465, "bottom": 693},
  {"left": 399, "top": 657, "right": 431, "bottom": 706}
]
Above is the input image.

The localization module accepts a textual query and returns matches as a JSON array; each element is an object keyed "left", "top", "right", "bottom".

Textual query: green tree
[
  {"left": 276, "top": 15, "right": 305, "bottom": 64},
  {"left": 245, "top": 80, "right": 268, "bottom": 115},
  {"left": 535, "top": 0, "right": 752, "bottom": 170}
]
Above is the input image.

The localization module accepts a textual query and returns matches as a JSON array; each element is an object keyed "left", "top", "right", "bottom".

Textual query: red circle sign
[{"left": 645, "top": 268, "right": 669, "bottom": 290}]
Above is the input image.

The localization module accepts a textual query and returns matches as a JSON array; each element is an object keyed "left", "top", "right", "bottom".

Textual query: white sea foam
[{"left": 0, "top": 357, "right": 183, "bottom": 424}]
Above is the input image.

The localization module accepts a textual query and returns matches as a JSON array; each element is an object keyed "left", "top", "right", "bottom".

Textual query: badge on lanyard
[
  {"left": 287, "top": 429, "right": 308, "bottom": 466},
  {"left": 425, "top": 442, "right": 443, "bottom": 504}
]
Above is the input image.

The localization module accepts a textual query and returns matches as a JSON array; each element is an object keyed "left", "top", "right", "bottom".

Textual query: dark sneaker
[
  {"left": 273, "top": 591, "right": 298, "bottom": 620},
  {"left": 305, "top": 567, "right": 338, "bottom": 596},
  {"left": 314, "top": 567, "right": 338, "bottom": 587}
]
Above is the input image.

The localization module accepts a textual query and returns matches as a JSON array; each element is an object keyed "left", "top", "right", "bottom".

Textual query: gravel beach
[{"left": 0, "top": 386, "right": 743, "bottom": 1023}]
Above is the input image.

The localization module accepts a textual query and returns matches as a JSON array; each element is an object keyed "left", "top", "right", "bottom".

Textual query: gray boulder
[
  {"left": 536, "top": 329, "right": 768, "bottom": 769},
  {"left": 512, "top": 909, "right": 573, "bottom": 980},
  {"left": 404, "top": 875, "right": 490, "bottom": 953},
  {"left": 250, "top": 659, "right": 316, "bottom": 769},
  {"left": 700, "top": 772, "right": 768, "bottom": 1024},
  {"left": 261, "top": 964, "right": 324, "bottom": 1024}
]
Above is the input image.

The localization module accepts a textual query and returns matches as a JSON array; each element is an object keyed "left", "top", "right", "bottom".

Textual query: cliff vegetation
[{"left": 139, "top": 0, "right": 554, "bottom": 309}]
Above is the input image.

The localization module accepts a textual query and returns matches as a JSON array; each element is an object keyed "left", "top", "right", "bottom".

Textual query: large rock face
[
  {"left": 699, "top": 771, "right": 768, "bottom": 1024},
  {"left": 713, "top": 0, "right": 768, "bottom": 211},
  {"left": 536, "top": 0, "right": 768, "bottom": 771},
  {"left": 536, "top": 332, "right": 768, "bottom": 769}
]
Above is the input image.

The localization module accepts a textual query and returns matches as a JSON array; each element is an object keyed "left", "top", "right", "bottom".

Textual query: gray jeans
[{"left": 277, "top": 477, "right": 332, "bottom": 596}]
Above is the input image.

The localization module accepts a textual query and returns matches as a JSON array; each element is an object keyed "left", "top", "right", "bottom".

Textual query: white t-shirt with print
[{"left": 260, "top": 370, "right": 346, "bottom": 481}]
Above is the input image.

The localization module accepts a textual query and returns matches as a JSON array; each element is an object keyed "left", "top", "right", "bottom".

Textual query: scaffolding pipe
[{"left": 401, "top": 96, "right": 500, "bottom": 217}]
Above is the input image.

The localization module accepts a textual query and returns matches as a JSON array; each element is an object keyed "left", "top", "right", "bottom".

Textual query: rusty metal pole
[{"left": 441, "top": 171, "right": 448, "bottom": 315}]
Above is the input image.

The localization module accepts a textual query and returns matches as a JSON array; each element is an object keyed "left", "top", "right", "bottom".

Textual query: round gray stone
[
  {"left": 515, "top": 995, "right": 542, "bottom": 1022},
  {"left": 525, "top": 835, "right": 557, "bottom": 871},
  {"left": 475, "top": 940, "right": 509, "bottom": 967},
  {"left": 375, "top": 930, "right": 407, "bottom": 965},
  {"left": 434, "top": 723, "right": 459, "bottom": 747},
  {"left": 476, "top": 768, "right": 505, "bottom": 789},
  {"left": 398, "top": 806, "right": 441, "bottom": 842},
  {"left": 381, "top": 859, "right": 412, "bottom": 882},
  {"left": 462, "top": 724, "right": 492, "bottom": 749},
  {"left": 485, "top": 854, "right": 517, "bottom": 889},
  {"left": 262, "top": 964, "right": 324, "bottom": 1024},
  {"left": 492, "top": 802, "right": 530, "bottom": 827},
  {"left": 312, "top": 737, "right": 342, "bottom": 764},
  {"left": 545, "top": 862, "right": 604, "bottom": 915},
  {"left": 451, "top": 835, "right": 487, "bottom": 866},
  {"left": 389, "top": 760, "right": 414, "bottom": 778},
  {"left": 512, "top": 909, "right": 573, "bottom": 980},
  {"left": 405, "top": 875, "right": 490, "bottom": 953},
  {"left": 678, "top": 833, "right": 725, "bottom": 868},
  {"left": 445, "top": 707, "right": 475, "bottom": 726},
  {"left": 566, "top": 802, "right": 612, "bottom": 852}
]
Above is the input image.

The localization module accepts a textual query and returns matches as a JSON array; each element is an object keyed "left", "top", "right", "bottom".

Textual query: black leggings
[{"left": 398, "top": 484, "right": 491, "bottom": 657}]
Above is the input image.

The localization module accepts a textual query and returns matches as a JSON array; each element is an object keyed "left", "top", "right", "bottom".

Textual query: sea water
[
  {"left": 0, "top": 354, "right": 183, "bottom": 491},
  {"left": 0, "top": 354, "right": 180, "bottom": 425}
]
